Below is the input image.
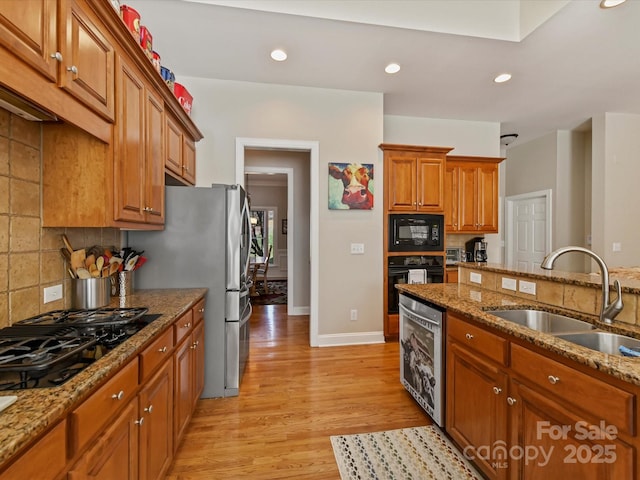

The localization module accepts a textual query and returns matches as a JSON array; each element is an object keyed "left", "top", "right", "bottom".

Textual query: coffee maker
[{"left": 465, "top": 237, "right": 488, "bottom": 263}]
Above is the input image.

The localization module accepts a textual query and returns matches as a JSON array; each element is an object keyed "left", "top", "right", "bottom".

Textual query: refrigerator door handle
[{"left": 241, "top": 196, "right": 252, "bottom": 278}]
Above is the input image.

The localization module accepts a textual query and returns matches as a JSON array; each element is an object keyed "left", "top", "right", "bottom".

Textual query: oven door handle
[{"left": 399, "top": 303, "right": 441, "bottom": 327}]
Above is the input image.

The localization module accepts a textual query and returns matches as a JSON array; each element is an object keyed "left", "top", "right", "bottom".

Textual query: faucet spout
[{"left": 541, "top": 246, "right": 623, "bottom": 324}]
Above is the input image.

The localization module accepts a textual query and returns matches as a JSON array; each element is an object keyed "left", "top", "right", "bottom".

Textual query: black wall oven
[
  {"left": 388, "top": 214, "right": 444, "bottom": 252},
  {"left": 387, "top": 255, "right": 444, "bottom": 315}
]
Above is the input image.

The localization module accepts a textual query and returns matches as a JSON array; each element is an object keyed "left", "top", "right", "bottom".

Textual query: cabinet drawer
[
  {"left": 139, "top": 327, "right": 174, "bottom": 382},
  {"left": 193, "top": 298, "right": 205, "bottom": 326},
  {"left": 511, "top": 343, "right": 635, "bottom": 435},
  {"left": 174, "top": 310, "right": 194, "bottom": 345},
  {"left": 0, "top": 420, "right": 66, "bottom": 480},
  {"left": 447, "top": 315, "right": 508, "bottom": 366},
  {"left": 70, "top": 357, "right": 139, "bottom": 454}
]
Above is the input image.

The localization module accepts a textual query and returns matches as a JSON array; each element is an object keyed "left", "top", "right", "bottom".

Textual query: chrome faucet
[{"left": 541, "top": 246, "right": 623, "bottom": 324}]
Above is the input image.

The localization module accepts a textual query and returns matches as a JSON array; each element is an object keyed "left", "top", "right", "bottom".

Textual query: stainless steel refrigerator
[{"left": 129, "top": 184, "right": 252, "bottom": 397}]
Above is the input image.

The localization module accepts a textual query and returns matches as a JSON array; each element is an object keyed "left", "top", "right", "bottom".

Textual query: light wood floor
[{"left": 166, "top": 305, "right": 430, "bottom": 479}]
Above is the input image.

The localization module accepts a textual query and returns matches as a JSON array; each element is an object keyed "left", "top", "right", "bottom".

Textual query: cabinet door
[
  {"left": 477, "top": 164, "right": 498, "bottom": 232},
  {"left": 192, "top": 320, "right": 205, "bottom": 406},
  {"left": 387, "top": 156, "right": 417, "bottom": 211},
  {"left": 444, "top": 164, "right": 459, "bottom": 231},
  {"left": 416, "top": 156, "right": 444, "bottom": 211},
  {"left": 0, "top": 0, "right": 58, "bottom": 81},
  {"left": 59, "top": 0, "right": 114, "bottom": 121},
  {"left": 139, "top": 360, "right": 174, "bottom": 480},
  {"left": 114, "top": 56, "right": 145, "bottom": 223},
  {"left": 457, "top": 164, "right": 479, "bottom": 232},
  {"left": 165, "top": 113, "right": 183, "bottom": 177},
  {"left": 68, "top": 400, "right": 139, "bottom": 480},
  {"left": 447, "top": 342, "right": 509, "bottom": 479},
  {"left": 183, "top": 137, "right": 196, "bottom": 185},
  {"left": 509, "top": 380, "right": 634, "bottom": 480},
  {"left": 174, "top": 335, "right": 193, "bottom": 450},
  {"left": 145, "top": 88, "right": 165, "bottom": 225}
]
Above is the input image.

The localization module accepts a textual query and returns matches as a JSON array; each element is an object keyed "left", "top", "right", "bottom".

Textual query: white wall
[
  {"left": 592, "top": 113, "right": 640, "bottom": 267},
  {"left": 186, "top": 77, "right": 384, "bottom": 342}
]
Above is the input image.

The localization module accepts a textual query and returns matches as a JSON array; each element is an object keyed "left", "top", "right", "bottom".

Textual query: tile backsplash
[{"left": 0, "top": 108, "right": 120, "bottom": 328}]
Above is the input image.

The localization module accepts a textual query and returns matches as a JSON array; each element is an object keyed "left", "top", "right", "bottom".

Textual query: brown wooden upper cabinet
[
  {"left": 0, "top": 0, "right": 115, "bottom": 122},
  {"left": 380, "top": 144, "right": 454, "bottom": 212},
  {"left": 445, "top": 155, "right": 503, "bottom": 233},
  {"left": 166, "top": 111, "right": 196, "bottom": 185}
]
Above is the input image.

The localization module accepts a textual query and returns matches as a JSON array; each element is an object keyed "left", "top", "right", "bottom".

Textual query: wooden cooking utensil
[
  {"left": 96, "top": 256, "right": 105, "bottom": 272},
  {"left": 76, "top": 267, "right": 91, "bottom": 279},
  {"left": 60, "top": 248, "right": 72, "bottom": 263},
  {"left": 71, "top": 249, "right": 86, "bottom": 272},
  {"left": 109, "top": 262, "right": 119, "bottom": 276},
  {"left": 61, "top": 234, "right": 74, "bottom": 254},
  {"left": 85, "top": 254, "right": 96, "bottom": 269},
  {"left": 89, "top": 264, "right": 100, "bottom": 277}
]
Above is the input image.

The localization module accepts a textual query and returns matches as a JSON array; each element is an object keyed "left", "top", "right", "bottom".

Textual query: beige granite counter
[
  {"left": 0, "top": 288, "right": 207, "bottom": 469},
  {"left": 396, "top": 282, "right": 640, "bottom": 387}
]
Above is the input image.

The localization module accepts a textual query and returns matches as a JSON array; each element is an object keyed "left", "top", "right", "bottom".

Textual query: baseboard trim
[
  {"left": 317, "top": 331, "right": 385, "bottom": 347},
  {"left": 290, "top": 306, "right": 310, "bottom": 316}
]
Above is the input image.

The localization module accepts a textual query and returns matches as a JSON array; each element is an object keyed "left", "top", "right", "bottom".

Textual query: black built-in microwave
[{"left": 388, "top": 214, "right": 444, "bottom": 252}]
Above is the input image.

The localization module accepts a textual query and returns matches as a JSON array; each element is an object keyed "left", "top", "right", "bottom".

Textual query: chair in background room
[{"left": 253, "top": 245, "right": 273, "bottom": 294}]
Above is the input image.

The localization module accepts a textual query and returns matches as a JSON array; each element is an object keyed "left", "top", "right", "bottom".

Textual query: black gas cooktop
[{"left": 0, "top": 307, "right": 161, "bottom": 391}]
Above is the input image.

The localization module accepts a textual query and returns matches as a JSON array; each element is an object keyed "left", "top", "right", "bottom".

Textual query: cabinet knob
[
  {"left": 465, "top": 333, "right": 473, "bottom": 340},
  {"left": 493, "top": 386, "right": 502, "bottom": 395},
  {"left": 135, "top": 417, "right": 144, "bottom": 426},
  {"left": 547, "top": 375, "right": 560, "bottom": 385},
  {"left": 199, "top": 307, "right": 205, "bottom": 313},
  {"left": 50, "top": 52, "right": 63, "bottom": 62},
  {"left": 67, "top": 65, "right": 78, "bottom": 75},
  {"left": 144, "top": 405, "right": 153, "bottom": 414},
  {"left": 183, "top": 322, "right": 192, "bottom": 328},
  {"left": 507, "top": 397, "right": 517, "bottom": 406},
  {"left": 158, "top": 346, "right": 167, "bottom": 353},
  {"left": 111, "top": 390, "right": 124, "bottom": 401},
  {"left": 143, "top": 206, "right": 155, "bottom": 212}
]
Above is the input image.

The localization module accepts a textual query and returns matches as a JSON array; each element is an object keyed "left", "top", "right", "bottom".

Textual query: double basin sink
[{"left": 485, "top": 308, "right": 640, "bottom": 356}]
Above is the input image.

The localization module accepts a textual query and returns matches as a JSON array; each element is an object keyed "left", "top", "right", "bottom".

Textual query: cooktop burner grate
[{"left": 16, "top": 307, "right": 149, "bottom": 327}]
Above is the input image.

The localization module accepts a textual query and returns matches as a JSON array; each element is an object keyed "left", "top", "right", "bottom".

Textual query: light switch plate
[
  {"left": 44, "top": 284, "right": 63, "bottom": 303},
  {"left": 501, "top": 277, "right": 517, "bottom": 291},
  {"left": 519, "top": 280, "right": 536, "bottom": 295},
  {"left": 470, "top": 272, "right": 482, "bottom": 284},
  {"left": 350, "top": 243, "right": 365, "bottom": 254}
]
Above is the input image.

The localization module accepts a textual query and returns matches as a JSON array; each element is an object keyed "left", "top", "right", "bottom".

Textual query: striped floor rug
[{"left": 331, "top": 425, "right": 482, "bottom": 480}]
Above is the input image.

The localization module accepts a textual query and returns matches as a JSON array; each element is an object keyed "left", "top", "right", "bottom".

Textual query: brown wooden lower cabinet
[{"left": 446, "top": 313, "right": 638, "bottom": 479}]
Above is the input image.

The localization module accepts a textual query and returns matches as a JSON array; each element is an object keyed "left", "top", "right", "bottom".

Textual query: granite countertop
[
  {"left": 0, "top": 288, "right": 207, "bottom": 469},
  {"left": 396, "top": 282, "right": 640, "bottom": 386}
]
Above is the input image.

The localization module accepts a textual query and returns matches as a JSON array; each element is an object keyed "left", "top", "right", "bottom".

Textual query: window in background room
[{"left": 250, "top": 207, "right": 276, "bottom": 264}]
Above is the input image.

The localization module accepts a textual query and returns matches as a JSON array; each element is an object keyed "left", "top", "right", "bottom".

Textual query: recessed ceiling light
[
  {"left": 600, "top": 0, "right": 627, "bottom": 8},
  {"left": 270, "top": 49, "right": 287, "bottom": 62},
  {"left": 385, "top": 63, "right": 401, "bottom": 74},
  {"left": 494, "top": 73, "right": 512, "bottom": 83}
]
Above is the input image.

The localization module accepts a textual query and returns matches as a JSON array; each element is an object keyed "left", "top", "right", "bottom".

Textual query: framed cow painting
[{"left": 328, "top": 162, "right": 374, "bottom": 210}]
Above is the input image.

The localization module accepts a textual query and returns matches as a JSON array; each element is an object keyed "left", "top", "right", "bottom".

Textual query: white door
[{"left": 506, "top": 191, "right": 552, "bottom": 270}]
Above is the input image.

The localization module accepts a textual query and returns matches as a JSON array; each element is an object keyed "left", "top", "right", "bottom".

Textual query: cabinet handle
[
  {"left": 50, "top": 52, "right": 63, "bottom": 62},
  {"left": 190, "top": 340, "right": 199, "bottom": 350},
  {"left": 183, "top": 322, "right": 192, "bottom": 328},
  {"left": 144, "top": 405, "right": 153, "bottom": 414},
  {"left": 507, "top": 397, "right": 517, "bottom": 406},
  {"left": 135, "top": 417, "right": 144, "bottom": 426},
  {"left": 158, "top": 346, "right": 167, "bottom": 353},
  {"left": 199, "top": 307, "right": 205, "bottom": 313},
  {"left": 465, "top": 333, "right": 473, "bottom": 340},
  {"left": 143, "top": 206, "right": 155, "bottom": 212},
  {"left": 67, "top": 65, "right": 78, "bottom": 75},
  {"left": 547, "top": 375, "right": 560, "bottom": 385},
  {"left": 493, "top": 386, "right": 502, "bottom": 395},
  {"left": 111, "top": 390, "right": 124, "bottom": 401}
]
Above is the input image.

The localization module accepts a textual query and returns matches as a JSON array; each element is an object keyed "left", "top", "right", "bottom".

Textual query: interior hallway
[{"left": 166, "top": 304, "right": 429, "bottom": 479}]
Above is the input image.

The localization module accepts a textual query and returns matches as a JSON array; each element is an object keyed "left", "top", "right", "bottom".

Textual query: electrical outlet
[
  {"left": 613, "top": 242, "right": 622, "bottom": 252},
  {"left": 501, "top": 277, "right": 517, "bottom": 291},
  {"left": 470, "top": 272, "right": 482, "bottom": 284},
  {"left": 350, "top": 243, "right": 365, "bottom": 254},
  {"left": 519, "top": 280, "right": 537, "bottom": 295},
  {"left": 44, "top": 284, "right": 63, "bottom": 303},
  {"left": 350, "top": 309, "right": 358, "bottom": 321}
]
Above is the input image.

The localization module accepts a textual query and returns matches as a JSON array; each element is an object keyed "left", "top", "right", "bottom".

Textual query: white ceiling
[{"left": 129, "top": 0, "right": 640, "bottom": 146}]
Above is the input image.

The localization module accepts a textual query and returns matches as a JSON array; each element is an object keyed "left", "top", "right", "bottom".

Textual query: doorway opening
[{"left": 235, "top": 137, "right": 320, "bottom": 347}]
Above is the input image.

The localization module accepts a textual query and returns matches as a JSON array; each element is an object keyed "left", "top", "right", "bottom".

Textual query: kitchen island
[
  {"left": 0, "top": 288, "right": 207, "bottom": 478},
  {"left": 398, "top": 263, "right": 640, "bottom": 479}
]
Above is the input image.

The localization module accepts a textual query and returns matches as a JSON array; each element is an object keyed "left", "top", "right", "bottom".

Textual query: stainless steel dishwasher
[{"left": 399, "top": 293, "right": 445, "bottom": 427}]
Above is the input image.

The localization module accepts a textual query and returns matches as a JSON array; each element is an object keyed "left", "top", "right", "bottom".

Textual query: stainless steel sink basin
[
  {"left": 485, "top": 309, "right": 595, "bottom": 333},
  {"left": 555, "top": 331, "right": 640, "bottom": 356}
]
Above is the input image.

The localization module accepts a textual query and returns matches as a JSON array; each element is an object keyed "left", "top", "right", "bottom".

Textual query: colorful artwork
[{"left": 328, "top": 162, "right": 374, "bottom": 210}]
